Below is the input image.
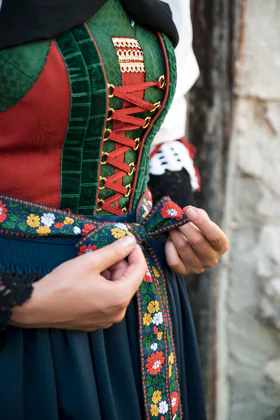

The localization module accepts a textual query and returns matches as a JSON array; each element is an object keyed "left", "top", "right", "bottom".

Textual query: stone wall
[{"left": 217, "top": 1, "right": 280, "bottom": 419}]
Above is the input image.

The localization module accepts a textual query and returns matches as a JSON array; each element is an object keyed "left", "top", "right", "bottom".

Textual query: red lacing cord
[{"left": 98, "top": 79, "right": 164, "bottom": 216}]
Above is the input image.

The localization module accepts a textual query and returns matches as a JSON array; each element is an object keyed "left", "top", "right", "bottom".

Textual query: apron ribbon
[{"left": 0, "top": 190, "right": 189, "bottom": 420}]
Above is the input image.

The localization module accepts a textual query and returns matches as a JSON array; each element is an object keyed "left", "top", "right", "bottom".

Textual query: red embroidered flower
[
  {"left": 82, "top": 224, "right": 96, "bottom": 235},
  {"left": 153, "top": 326, "right": 158, "bottom": 334},
  {"left": 78, "top": 244, "right": 97, "bottom": 256},
  {"left": 160, "top": 202, "right": 184, "bottom": 220},
  {"left": 54, "top": 222, "right": 64, "bottom": 229},
  {"left": 144, "top": 269, "right": 152, "bottom": 283},
  {"left": 0, "top": 201, "right": 8, "bottom": 223},
  {"left": 146, "top": 351, "right": 165, "bottom": 375},
  {"left": 170, "top": 392, "right": 179, "bottom": 415}
]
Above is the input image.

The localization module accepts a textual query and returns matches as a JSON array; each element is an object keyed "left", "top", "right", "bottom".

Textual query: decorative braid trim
[
  {"left": 120, "top": 62, "right": 145, "bottom": 73},
  {"left": 117, "top": 49, "right": 144, "bottom": 62},
  {"left": 112, "top": 36, "right": 145, "bottom": 74},
  {"left": 112, "top": 37, "right": 141, "bottom": 49}
]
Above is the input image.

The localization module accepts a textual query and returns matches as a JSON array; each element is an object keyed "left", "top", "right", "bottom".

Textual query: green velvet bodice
[{"left": 0, "top": 0, "right": 176, "bottom": 215}]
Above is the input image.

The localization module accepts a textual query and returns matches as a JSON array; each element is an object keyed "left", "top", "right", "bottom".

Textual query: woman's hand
[
  {"left": 11, "top": 236, "right": 147, "bottom": 331},
  {"left": 165, "top": 206, "right": 229, "bottom": 276}
]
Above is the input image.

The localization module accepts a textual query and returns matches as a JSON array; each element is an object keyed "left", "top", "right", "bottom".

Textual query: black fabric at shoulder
[
  {"left": 0, "top": 0, "right": 178, "bottom": 50},
  {"left": 0, "top": 0, "right": 106, "bottom": 49},
  {"left": 121, "top": 0, "right": 179, "bottom": 47}
]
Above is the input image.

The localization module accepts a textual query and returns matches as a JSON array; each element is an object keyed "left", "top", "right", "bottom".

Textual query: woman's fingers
[
  {"left": 165, "top": 237, "right": 188, "bottom": 275},
  {"left": 82, "top": 235, "right": 137, "bottom": 273},
  {"left": 182, "top": 206, "right": 229, "bottom": 254},
  {"left": 177, "top": 223, "right": 219, "bottom": 267},
  {"left": 168, "top": 230, "right": 205, "bottom": 274},
  {"left": 110, "top": 260, "right": 129, "bottom": 281},
  {"left": 114, "top": 244, "right": 147, "bottom": 296},
  {"left": 101, "top": 260, "right": 129, "bottom": 281}
]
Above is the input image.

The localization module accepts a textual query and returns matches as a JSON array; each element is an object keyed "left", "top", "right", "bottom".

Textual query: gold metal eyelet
[
  {"left": 158, "top": 75, "right": 166, "bottom": 90},
  {"left": 122, "top": 207, "right": 128, "bottom": 214},
  {"left": 151, "top": 101, "right": 161, "bottom": 113},
  {"left": 128, "top": 162, "right": 136, "bottom": 176},
  {"left": 107, "top": 107, "right": 115, "bottom": 122},
  {"left": 99, "top": 177, "right": 107, "bottom": 190},
  {"left": 101, "top": 152, "right": 109, "bottom": 165},
  {"left": 125, "top": 184, "right": 132, "bottom": 198},
  {"left": 103, "top": 128, "right": 112, "bottom": 141},
  {"left": 143, "top": 116, "right": 151, "bottom": 129},
  {"left": 96, "top": 199, "right": 104, "bottom": 211},
  {"left": 133, "top": 137, "right": 141, "bottom": 151},
  {"left": 108, "top": 84, "right": 115, "bottom": 99}
]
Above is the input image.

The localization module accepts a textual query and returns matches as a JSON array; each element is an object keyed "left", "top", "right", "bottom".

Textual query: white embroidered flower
[
  {"left": 41, "top": 213, "right": 55, "bottom": 227},
  {"left": 150, "top": 343, "right": 158, "bottom": 351},
  {"left": 73, "top": 226, "right": 81, "bottom": 235},
  {"left": 0, "top": 208, "right": 2, "bottom": 216},
  {"left": 167, "top": 209, "right": 178, "bottom": 217},
  {"left": 142, "top": 204, "right": 149, "bottom": 213},
  {"left": 172, "top": 396, "right": 177, "bottom": 407},
  {"left": 114, "top": 223, "right": 127, "bottom": 231},
  {"left": 159, "top": 401, "right": 169, "bottom": 414},
  {"left": 153, "top": 360, "right": 162, "bottom": 370},
  {"left": 152, "top": 312, "right": 163, "bottom": 326}
]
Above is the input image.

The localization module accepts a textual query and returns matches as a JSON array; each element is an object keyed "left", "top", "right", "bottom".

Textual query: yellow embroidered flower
[
  {"left": 169, "top": 365, "right": 172, "bottom": 378},
  {"left": 152, "top": 267, "right": 160, "bottom": 278},
  {"left": 147, "top": 300, "right": 160, "bottom": 314},
  {"left": 142, "top": 212, "right": 147, "bottom": 219},
  {"left": 36, "top": 226, "right": 51, "bottom": 236},
  {"left": 111, "top": 228, "right": 126, "bottom": 239},
  {"left": 150, "top": 404, "right": 159, "bottom": 417},
  {"left": 152, "top": 390, "right": 162, "bottom": 404},
  {"left": 64, "top": 217, "right": 74, "bottom": 225},
  {"left": 27, "top": 214, "right": 40, "bottom": 228},
  {"left": 169, "top": 352, "right": 174, "bottom": 365},
  {"left": 157, "top": 332, "right": 163, "bottom": 340},
  {"left": 143, "top": 313, "right": 152, "bottom": 326}
]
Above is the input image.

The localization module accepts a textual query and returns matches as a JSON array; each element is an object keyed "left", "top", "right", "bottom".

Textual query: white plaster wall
[{"left": 217, "top": 1, "right": 280, "bottom": 419}]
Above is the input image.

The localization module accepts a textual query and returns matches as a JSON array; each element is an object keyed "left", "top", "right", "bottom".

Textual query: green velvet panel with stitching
[
  {"left": 55, "top": 26, "right": 107, "bottom": 214},
  {"left": 0, "top": 40, "right": 50, "bottom": 112}
]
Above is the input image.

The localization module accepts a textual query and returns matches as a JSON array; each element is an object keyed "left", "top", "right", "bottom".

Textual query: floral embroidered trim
[{"left": 0, "top": 191, "right": 189, "bottom": 419}]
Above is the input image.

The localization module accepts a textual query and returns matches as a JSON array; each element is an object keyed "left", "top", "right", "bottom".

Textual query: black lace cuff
[{"left": 0, "top": 270, "right": 43, "bottom": 331}]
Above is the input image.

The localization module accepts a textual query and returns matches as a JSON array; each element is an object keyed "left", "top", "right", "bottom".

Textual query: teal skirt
[{"left": 0, "top": 212, "right": 206, "bottom": 420}]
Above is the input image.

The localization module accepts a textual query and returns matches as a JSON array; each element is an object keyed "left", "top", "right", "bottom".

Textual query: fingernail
[
  {"left": 186, "top": 207, "right": 198, "bottom": 219},
  {"left": 119, "top": 235, "right": 136, "bottom": 248}
]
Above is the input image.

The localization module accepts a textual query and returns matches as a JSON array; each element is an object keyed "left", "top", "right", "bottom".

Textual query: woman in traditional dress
[{"left": 0, "top": 1, "right": 228, "bottom": 419}]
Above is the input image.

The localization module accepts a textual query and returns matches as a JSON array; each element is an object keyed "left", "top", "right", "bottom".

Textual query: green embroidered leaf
[
  {"left": 147, "top": 387, "right": 154, "bottom": 397},
  {"left": 9, "top": 214, "right": 18, "bottom": 222},
  {"left": 143, "top": 336, "right": 151, "bottom": 351},
  {"left": 2, "top": 221, "right": 15, "bottom": 229},
  {"left": 18, "top": 222, "right": 27, "bottom": 232},
  {"left": 146, "top": 376, "right": 152, "bottom": 386}
]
